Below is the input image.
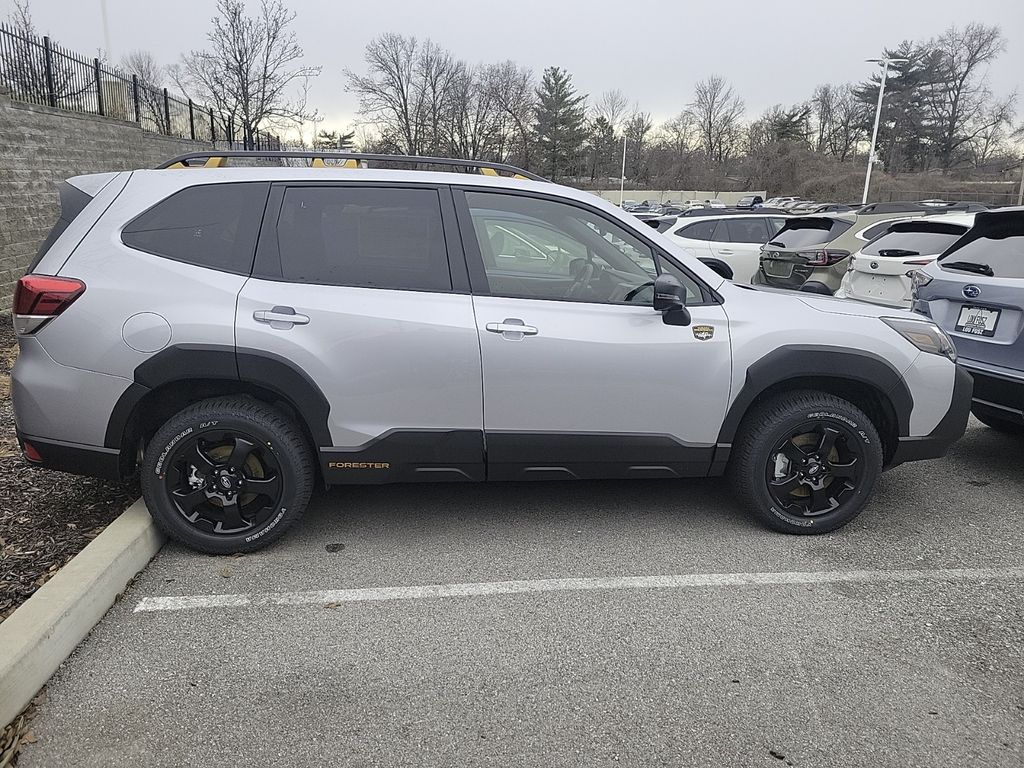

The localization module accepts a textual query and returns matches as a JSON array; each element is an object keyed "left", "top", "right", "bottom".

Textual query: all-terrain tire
[
  {"left": 141, "top": 397, "right": 315, "bottom": 554},
  {"left": 728, "top": 390, "right": 883, "bottom": 534}
]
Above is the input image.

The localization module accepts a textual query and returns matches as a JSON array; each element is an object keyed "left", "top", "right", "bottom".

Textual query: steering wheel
[
  {"left": 622, "top": 280, "right": 655, "bottom": 303},
  {"left": 564, "top": 261, "right": 596, "bottom": 299}
]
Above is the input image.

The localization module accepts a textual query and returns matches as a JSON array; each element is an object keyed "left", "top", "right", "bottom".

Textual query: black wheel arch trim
[
  {"left": 716, "top": 345, "right": 914, "bottom": 446},
  {"left": 105, "top": 344, "right": 333, "bottom": 450}
]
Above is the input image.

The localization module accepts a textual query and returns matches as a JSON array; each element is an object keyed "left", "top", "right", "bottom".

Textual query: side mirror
[
  {"left": 653, "top": 273, "right": 691, "bottom": 326},
  {"left": 699, "top": 257, "right": 734, "bottom": 281}
]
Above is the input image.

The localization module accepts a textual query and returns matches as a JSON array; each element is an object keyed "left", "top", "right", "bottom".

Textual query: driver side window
[{"left": 465, "top": 191, "right": 699, "bottom": 305}]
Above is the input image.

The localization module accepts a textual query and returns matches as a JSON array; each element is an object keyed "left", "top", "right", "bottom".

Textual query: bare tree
[
  {"left": 175, "top": 0, "right": 320, "bottom": 148},
  {"left": 690, "top": 75, "right": 745, "bottom": 164},
  {"left": 593, "top": 89, "right": 628, "bottom": 128},
  {"left": 121, "top": 50, "right": 170, "bottom": 133},
  {"left": 967, "top": 94, "right": 1018, "bottom": 167},
  {"left": 483, "top": 60, "right": 535, "bottom": 168},
  {"left": 2, "top": 0, "right": 92, "bottom": 105},
  {"left": 659, "top": 111, "right": 696, "bottom": 158},
  {"left": 623, "top": 110, "right": 652, "bottom": 181},
  {"left": 807, "top": 84, "right": 865, "bottom": 161},
  {"left": 927, "top": 23, "right": 1007, "bottom": 170},
  {"left": 345, "top": 33, "right": 428, "bottom": 155}
]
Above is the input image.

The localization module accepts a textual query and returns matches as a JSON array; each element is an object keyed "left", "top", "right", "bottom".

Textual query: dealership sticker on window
[{"left": 692, "top": 325, "right": 715, "bottom": 341}]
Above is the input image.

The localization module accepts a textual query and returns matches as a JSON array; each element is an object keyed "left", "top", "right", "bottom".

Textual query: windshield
[{"left": 770, "top": 219, "right": 852, "bottom": 249}]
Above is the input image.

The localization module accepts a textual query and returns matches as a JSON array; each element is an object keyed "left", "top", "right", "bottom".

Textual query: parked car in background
[
  {"left": 682, "top": 200, "right": 705, "bottom": 210},
  {"left": 912, "top": 208, "right": 1024, "bottom": 434},
  {"left": 763, "top": 196, "right": 799, "bottom": 208},
  {"left": 835, "top": 214, "right": 975, "bottom": 309},
  {"left": 665, "top": 212, "right": 787, "bottom": 283},
  {"left": 755, "top": 207, "right": 950, "bottom": 294},
  {"left": 810, "top": 203, "right": 856, "bottom": 214},
  {"left": 736, "top": 195, "right": 764, "bottom": 209},
  {"left": 704, "top": 199, "right": 727, "bottom": 208}
]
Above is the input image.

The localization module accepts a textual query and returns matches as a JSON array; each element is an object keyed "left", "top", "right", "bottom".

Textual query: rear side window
[
  {"left": 675, "top": 219, "right": 717, "bottom": 240},
  {"left": 725, "top": 217, "right": 770, "bottom": 244},
  {"left": 271, "top": 186, "right": 452, "bottom": 291},
  {"left": 862, "top": 224, "right": 967, "bottom": 257},
  {"left": 770, "top": 218, "right": 852, "bottom": 249},
  {"left": 121, "top": 182, "right": 268, "bottom": 274}
]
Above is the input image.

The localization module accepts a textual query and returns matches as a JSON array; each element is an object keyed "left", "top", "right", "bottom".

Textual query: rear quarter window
[
  {"left": 674, "top": 219, "right": 716, "bottom": 240},
  {"left": 121, "top": 182, "right": 269, "bottom": 274}
]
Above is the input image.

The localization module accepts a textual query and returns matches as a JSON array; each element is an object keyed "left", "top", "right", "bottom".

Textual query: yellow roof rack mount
[{"left": 156, "top": 151, "right": 546, "bottom": 181}]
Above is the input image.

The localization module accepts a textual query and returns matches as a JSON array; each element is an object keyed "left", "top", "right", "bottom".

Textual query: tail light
[
  {"left": 13, "top": 274, "right": 86, "bottom": 334},
  {"left": 802, "top": 249, "right": 849, "bottom": 267}
]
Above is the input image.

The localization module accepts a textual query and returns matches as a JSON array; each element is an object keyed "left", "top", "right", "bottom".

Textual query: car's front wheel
[
  {"left": 729, "top": 391, "right": 883, "bottom": 534},
  {"left": 141, "top": 397, "right": 315, "bottom": 554}
]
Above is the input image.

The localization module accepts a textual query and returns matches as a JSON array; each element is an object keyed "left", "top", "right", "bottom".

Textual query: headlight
[{"left": 881, "top": 317, "right": 956, "bottom": 361}]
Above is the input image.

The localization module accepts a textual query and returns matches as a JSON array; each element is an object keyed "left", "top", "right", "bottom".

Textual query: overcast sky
[{"left": 6, "top": 0, "right": 1023, "bottom": 139}]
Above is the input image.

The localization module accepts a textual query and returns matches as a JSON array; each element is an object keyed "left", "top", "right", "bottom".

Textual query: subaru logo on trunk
[{"left": 963, "top": 284, "right": 981, "bottom": 299}]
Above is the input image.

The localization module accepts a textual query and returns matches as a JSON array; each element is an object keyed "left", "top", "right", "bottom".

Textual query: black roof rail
[{"left": 155, "top": 150, "right": 547, "bottom": 181}]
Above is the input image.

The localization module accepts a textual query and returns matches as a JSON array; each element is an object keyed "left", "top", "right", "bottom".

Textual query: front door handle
[
  {"left": 254, "top": 306, "right": 310, "bottom": 329},
  {"left": 485, "top": 318, "right": 538, "bottom": 340},
  {"left": 718, "top": 249, "right": 734, "bottom": 255}
]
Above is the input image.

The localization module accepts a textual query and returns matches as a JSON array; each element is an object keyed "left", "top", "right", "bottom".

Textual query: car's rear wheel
[
  {"left": 141, "top": 397, "right": 314, "bottom": 554},
  {"left": 729, "top": 391, "right": 883, "bottom": 534},
  {"left": 971, "top": 405, "right": 1024, "bottom": 436}
]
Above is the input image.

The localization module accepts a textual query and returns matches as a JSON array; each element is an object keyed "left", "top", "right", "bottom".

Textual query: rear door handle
[
  {"left": 253, "top": 306, "right": 310, "bottom": 328},
  {"left": 718, "top": 249, "right": 734, "bottom": 255},
  {"left": 485, "top": 318, "right": 538, "bottom": 339}
]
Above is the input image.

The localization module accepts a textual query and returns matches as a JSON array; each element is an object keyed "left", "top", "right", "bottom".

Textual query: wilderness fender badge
[{"left": 692, "top": 325, "right": 715, "bottom": 341}]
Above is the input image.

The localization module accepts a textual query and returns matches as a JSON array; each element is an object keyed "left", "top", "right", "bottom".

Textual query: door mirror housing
[{"left": 653, "top": 273, "right": 691, "bottom": 326}]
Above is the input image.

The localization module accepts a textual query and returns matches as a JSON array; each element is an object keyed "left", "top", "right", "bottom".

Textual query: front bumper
[{"left": 889, "top": 365, "right": 973, "bottom": 466}]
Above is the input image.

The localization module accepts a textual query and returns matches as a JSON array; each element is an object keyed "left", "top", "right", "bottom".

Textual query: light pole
[
  {"left": 619, "top": 133, "right": 627, "bottom": 206},
  {"left": 861, "top": 56, "right": 908, "bottom": 205}
]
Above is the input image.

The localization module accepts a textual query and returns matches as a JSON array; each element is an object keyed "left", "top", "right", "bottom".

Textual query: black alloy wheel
[
  {"left": 142, "top": 397, "right": 314, "bottom": 553},
  {"left": 728, "top": 390, "right": 883, "bottom": 534},
  {"left": 764, "top": 422, "right": 864, "bottom": 516},
  {"left": 165, "top": 431, "right": 283, "bottom": 535}
]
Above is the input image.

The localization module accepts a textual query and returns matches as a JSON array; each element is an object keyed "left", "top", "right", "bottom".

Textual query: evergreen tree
[{"left": 533, "top": 67, "right": 587, "bottom": 179}]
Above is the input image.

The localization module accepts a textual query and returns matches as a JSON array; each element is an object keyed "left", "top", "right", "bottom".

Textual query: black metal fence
[{"left": 0, "top": 23, "right": 279, "bottom": 149}]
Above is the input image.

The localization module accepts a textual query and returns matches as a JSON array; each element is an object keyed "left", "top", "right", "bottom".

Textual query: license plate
[
  {"left": 763, "top": 259, "right": 793, "bottom": 278},
  {"left": 955, "top": 305, "right": 1000, "bottom": 337}
]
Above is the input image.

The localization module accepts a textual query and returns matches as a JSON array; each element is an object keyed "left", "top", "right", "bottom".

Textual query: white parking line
[{"left": 133, "top": 566, "right": 1024, "bottom": 613}]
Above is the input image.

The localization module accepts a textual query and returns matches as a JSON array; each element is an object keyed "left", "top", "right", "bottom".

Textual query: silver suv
[{"left": 12, "top": 152, "right": 972, "bottom": 553}]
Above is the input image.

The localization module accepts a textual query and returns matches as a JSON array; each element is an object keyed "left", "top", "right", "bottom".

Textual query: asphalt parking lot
[{"left": 19, "top": 419, "right": 1024, "bottom": 768}]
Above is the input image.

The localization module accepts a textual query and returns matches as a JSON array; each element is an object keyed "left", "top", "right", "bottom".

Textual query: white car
[
  {"left": 763, "top": 196, "right": 800, "bottom": 208},
  {"left": 704, "top": 199, "right": 727, "bottom": 209},
  {"left": 836, "top": 214, "right": 975, "bottom": 309},
  {"left": 664, "top": 213, "right": 788, "bottom": 283}
]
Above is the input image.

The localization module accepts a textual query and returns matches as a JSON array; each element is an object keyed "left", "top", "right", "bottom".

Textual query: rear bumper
[
  {"left": 16, "top": 431, "right": 122, "bottom": 481},
  {"left": 889, "top": 365, "right": 973, "bottom": 466}
]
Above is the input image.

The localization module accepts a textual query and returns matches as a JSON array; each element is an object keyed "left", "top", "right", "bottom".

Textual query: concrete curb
[{"left": 0, "top": 499, "right": 163, "bottom": 728}]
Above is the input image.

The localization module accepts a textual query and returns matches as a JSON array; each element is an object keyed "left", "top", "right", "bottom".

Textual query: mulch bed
[{"left": 0, "top": 321, "right": 138, "bottom": 624}]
